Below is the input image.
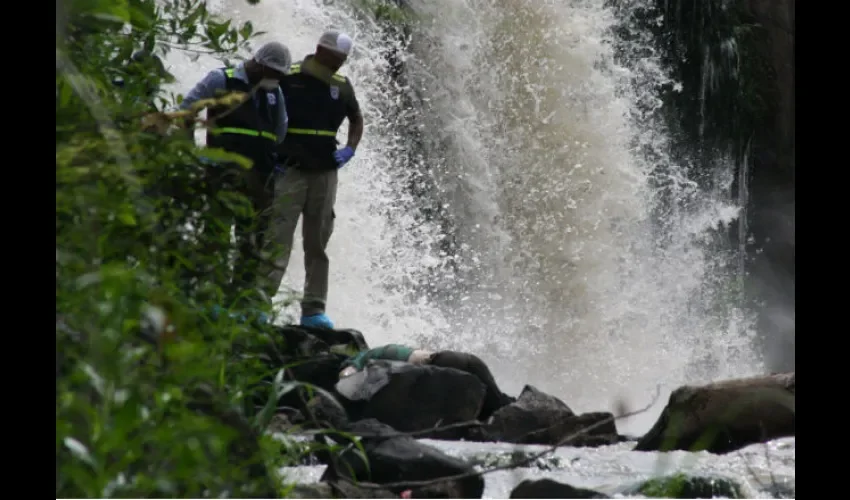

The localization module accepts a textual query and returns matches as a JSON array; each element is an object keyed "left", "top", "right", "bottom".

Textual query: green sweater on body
[{"left": 340, "top": 344, "right": 415, "bottom": 371}]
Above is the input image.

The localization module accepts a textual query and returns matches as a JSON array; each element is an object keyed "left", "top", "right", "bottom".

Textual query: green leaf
[
  {"left": 117, "top": 209, "right": 137, "bottom": 226},
  {"left": 239, "top": 21, "right": 254, "bottom": 39},
  {"left": 198, "top": 147, "right": 254, "bottom": 170},
  {"left": 81, "top": 0, "right": 132, "bottom": 24}
]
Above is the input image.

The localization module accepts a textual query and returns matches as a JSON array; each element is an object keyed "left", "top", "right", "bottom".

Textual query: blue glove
[
  {"left": 333, "top": 146, "right": 355, "bottom": 167},
  {"left": 301, "top": 312, "right": 334, "bottom": 329}
]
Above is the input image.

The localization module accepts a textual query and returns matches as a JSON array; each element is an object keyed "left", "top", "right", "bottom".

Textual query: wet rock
[
  {"left": 303, "top": 392, "right": 350, "bottom": 430},
  {"left": 289, "top": 482, "right": 397, "bottom": 498},
  {"left": 634, "top": 372, "right": 795, "bottom": 454},
  {"left": 509, "top": 478, "right": 607, "bottom": 498},
  {"left": 337, "top": 360, "right": 487, "bottom": 439},
  {"left": 428, "top": 350, "right": 516, "bottom": 420},
  {"left": 478, "top": 386, "right": 620, "bottom": 447},
  {"left": 320, "top": 419, "right": 484, "bottom": 499},
  {"left": 624, "top": 474, "right": 744, "bottom": 499},
  {"left": 256, "top": 326, "right": 367, "bottom": 426}
]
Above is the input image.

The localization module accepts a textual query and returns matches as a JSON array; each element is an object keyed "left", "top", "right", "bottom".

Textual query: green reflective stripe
[
  {"left": 287, "top": 128, "right": 337, "bottom": 137},
  {"left": 224, "top": 68, "right": 235, "bottom": 77},
  {"left": 210, "top": 127, "right": 276, "bottom": 141}
]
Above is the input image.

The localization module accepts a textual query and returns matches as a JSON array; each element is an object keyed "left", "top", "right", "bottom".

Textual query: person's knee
[{"left": 302, "top": 220, "right": 332, "bottom": 255}]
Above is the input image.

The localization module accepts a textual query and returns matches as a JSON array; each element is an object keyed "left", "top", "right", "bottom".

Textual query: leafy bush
[{"left": 56, "top": 1, "right": 300, "bottom": 497}]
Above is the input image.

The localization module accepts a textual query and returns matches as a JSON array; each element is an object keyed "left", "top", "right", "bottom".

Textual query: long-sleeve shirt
[
  {"left": 179, "top": 62, "right": 287, "bottom": 143},
  {"left": 341, "top": 344, "right": 417, "bottom": 371}
]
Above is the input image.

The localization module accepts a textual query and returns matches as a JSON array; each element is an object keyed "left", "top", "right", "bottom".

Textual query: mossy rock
[{"left": 627, "top": 473, "right": 744, "bottom": 499}]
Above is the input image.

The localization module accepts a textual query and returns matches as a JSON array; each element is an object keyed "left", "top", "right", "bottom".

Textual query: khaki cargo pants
[{"left": 264, "top": 167, "right": 338, "bottom": 315}]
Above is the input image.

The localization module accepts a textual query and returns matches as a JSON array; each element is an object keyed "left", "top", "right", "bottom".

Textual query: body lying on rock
[{"left": 266, "top": 325, "right": 625, "bottom": 447}]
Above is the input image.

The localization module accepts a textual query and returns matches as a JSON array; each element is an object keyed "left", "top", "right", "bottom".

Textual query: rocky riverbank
[{"left": 257, "top": 324, "right": 795, "bottom": 498}]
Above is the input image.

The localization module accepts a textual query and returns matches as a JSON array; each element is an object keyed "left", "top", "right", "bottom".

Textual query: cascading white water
[{"left": 166, "top": 0, "right": 764, "bottom": 434}]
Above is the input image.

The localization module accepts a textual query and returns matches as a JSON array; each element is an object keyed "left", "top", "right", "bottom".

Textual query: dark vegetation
[{"left": 56, "top": 0, "right": 309, "bottom": 496}]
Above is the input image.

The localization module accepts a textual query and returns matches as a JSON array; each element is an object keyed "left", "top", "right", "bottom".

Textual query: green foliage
[
  {"left": 637, "top": 473, "right": 744, "bottom": 499},
  {"left": 56, "top": 1, "right": 302, "bottom": 497}
]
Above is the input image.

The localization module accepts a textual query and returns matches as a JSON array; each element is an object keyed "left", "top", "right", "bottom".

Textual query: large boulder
[
  {"left": 289, "top": 482, "right": 397, "bottom": 498},
  {"left": 428, "top": 350, "right": 516, "bottom": 420},
  {"left": 509, "top": 479, "right": 606, "bottom": 499},
  {"left": 475, "top": 385, "right": 621, "bottom": 447},
  {"left": 320, "top": 419, "right": 484, "bottom": 498},
  {"left": 336, "top": 360, "right": 487, "bottom": 439},
  {"left": 634, "top": 372, "right": 795, "bottom": 454}
]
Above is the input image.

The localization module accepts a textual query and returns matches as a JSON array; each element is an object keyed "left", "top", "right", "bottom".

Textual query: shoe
[{"left": 300, "top": 313, "right": 334, "bottom": 329}]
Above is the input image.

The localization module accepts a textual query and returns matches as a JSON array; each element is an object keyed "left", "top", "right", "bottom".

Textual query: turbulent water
[
  {"left": 165, "top": 0, "right": 790, "bottom": 478},
  {"left": 280, "top": 437, "right": 796, "bottom": 498}
]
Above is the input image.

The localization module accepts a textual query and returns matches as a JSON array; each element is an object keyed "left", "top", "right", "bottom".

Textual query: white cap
[
  {"left": 317, "top": 30, "right": 353, "bottom": 57},
  {"left": 253, "top": 41, "right": 292, "bottom": 74}
]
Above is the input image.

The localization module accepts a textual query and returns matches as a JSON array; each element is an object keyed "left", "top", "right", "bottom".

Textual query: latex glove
[{"left": 333, "top": 146, "right": 355, "bottom": 167}]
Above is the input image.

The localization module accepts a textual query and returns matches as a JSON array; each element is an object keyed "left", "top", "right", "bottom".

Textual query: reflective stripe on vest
[
  {"left": 209, "top": 68, "right": 277, "bottom": 141},
  {"left": 209, "top": 127, "right": 277, "bottom": 141},
  {"left": 287, "top": 128, "right": 337, "bottom": 137},
  {"left": 289, "top": 64, "right": 347, "bottom": 82}
]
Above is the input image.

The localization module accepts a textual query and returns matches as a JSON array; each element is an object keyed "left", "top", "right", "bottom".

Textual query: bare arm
[
  {"left": 347, "top": 111, "right": 364, "bottom": 151},
  {"left": 345, "top": 83, "right": 364, "bottom": 151}
]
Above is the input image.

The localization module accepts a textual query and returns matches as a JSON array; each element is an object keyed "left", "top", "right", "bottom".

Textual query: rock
[
  {"left": 428, "top": 350, "right": 516, "bottom": 420},
  {"left": 255, "top": 326, "right": 367, "bottom": 427},
  {"left": 303, "top": 392, "right": 350, "bottom": 430},
  {"left": 321, "top": 419, "right": 484, "bottom": 499},
  {"left": 509, "top": 478, "right": 607, "bottom": 499},
  {"left": 477, "top": 386, "right": 620, "bottom": 447},
  {"left": 288, "top": 482, "right": 396, "bottom": 498},
  {"left": 634, "top": 372, "right": 795, "bottom": 454},
  {"left": 624, "top": 474, "right": 744, "bottom": 499},
  {"left": 337, "top": 360, "right": 487, "bottom": 440}
]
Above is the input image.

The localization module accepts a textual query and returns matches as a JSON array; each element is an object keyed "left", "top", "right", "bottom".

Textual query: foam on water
[{"left": 165, "top": 0, "right": 765, "bottom": 435}]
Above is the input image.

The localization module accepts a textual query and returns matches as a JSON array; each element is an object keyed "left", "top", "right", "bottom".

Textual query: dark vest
[
  {"left": 206, "top": 67, "right": 280, "bottom": 173},
  {"left": 277, "top": 57, "right": 353, "bottom": 171}
]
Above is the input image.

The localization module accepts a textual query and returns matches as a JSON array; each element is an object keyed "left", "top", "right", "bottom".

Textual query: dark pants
[
  {"left": 201, "top": 164, "right": 276, "bottom": 306},
  {"left": 429, "top": 351, "right": 515, "bottom": 420},
  {"left": 264, "top": 166, "right": 338, "bottom": 316}
]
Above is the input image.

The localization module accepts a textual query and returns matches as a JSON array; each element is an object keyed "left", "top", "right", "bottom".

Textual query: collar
[{"left": 300, "top": 55, "right": 337, "bottom": 84}]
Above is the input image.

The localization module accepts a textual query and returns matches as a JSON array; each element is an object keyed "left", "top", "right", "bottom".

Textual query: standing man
[
  {"left": 265, "top": 30, "right": 365, "bottom": 329},
  {"left": 179, "top": 41, "right": 291, "bottom": 306}
]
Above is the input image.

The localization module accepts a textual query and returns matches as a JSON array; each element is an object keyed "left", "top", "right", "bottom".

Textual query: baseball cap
[
  {"left": 317, "top": 30, "right": 353, "bottom": 57},
  {"left": 252, "top": 41, "right": 292, "bottom": 74}
]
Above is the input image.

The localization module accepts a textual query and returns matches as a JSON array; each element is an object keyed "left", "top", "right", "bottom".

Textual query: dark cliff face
[
  {"left": 627, "top": 0, "right": 794, "bottom": 370},
  {"left": 743, "top": 0, "right": 794, "bottom": 371}
]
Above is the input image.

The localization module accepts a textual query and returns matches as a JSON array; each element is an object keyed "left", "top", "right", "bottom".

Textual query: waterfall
[{"left": 165, "top": 0, "right": 764, "bottom": 434}]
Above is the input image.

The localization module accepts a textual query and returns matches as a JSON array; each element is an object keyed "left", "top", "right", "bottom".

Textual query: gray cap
[
  {"left": 317, "top": 29, "right": 353, "bottom": 56},
  {"left": 252, "top": 41, "right": 292, "bottom": 74}
]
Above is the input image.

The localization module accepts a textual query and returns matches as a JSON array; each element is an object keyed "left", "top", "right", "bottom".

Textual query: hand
[
  {"left": 333, "top": 146, "right": 355, "bottom": 167},
  {"left": 140, "top": 112, "right": 172, "bottom": 134}
]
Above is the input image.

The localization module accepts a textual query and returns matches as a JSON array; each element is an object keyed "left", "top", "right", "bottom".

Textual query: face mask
[{"left": 258, "top": 78, "right": 279, "bottom": 90}]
